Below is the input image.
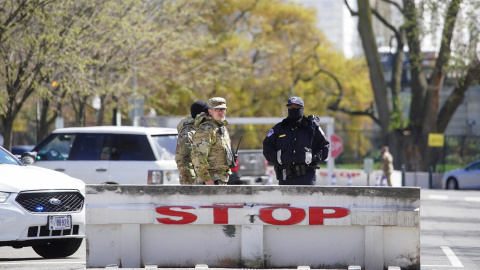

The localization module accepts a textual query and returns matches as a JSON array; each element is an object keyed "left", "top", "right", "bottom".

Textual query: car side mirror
[{"left": 21, "top": 151, "right": 37, "bottom": 165}]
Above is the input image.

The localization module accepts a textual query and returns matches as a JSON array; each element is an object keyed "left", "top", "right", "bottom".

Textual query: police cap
[{"left": 286, "top": 96, "right": 304, "bottom": 107}]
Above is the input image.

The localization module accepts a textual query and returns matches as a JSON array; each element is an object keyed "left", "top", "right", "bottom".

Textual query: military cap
[
  {"left": 286, "top": 96, "right": 304, "bottom": 107},
  {"left": 190, "top": 101, "right": 210, "bottom": 118},
  {"left": 209, "top": 97, "right": 227, "bottom": 109}
]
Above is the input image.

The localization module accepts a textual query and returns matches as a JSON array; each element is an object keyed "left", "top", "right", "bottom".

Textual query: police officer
[
  {"left": 263, "top": 96, "right": 330, "bottom": 185},
  {"left": 175, "top": 101, "right": 210, "bottom": 184},
  {"left": 192, "top": 97, "right": 234, "bottom": 185}
]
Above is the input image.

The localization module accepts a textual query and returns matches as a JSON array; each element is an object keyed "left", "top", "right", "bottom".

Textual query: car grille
[
  {"left": 15, "top": 191, "right": 84, "bottom": 213},
  {"left": 27, "top": 225, "right": 80, "bottom": 237}
]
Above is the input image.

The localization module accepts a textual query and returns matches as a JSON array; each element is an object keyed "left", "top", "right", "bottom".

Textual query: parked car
[
  {"left": 442, "top": 159, "right": 480, "bottom": 190},
  {"left": 21, "top": 126, "right": 179, "bottom": 185},
  {"left": 10, "top": 145, "right": 35, "bottom": 157},
  {"left": 228, "top": 149, "right": 269, "bottom": 185},
  {"left": 0, "top": 146, "right": 85, "bottom": 258}
]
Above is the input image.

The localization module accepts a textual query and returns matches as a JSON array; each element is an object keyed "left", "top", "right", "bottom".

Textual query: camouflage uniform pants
[{"left": 212, "top": 172, "right": 229, "bottom": 185}]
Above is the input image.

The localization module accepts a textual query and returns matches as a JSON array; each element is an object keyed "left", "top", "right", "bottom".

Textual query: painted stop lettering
[{"left": 155, "top": 205, "right": 350, "bottom": 225}]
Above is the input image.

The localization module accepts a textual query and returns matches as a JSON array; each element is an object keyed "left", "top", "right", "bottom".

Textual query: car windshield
[
  {"left": 466, "top": 161, "right": 480, "bottom": 171},
  {"left": 151, "top": 135, "right": 177, "bottom": 160},
  {"left": 35, "top": 134, "right": 76, "bottom": 161},
  {"left": 0, "top": 147, "right": 22, "bottom": 165}
]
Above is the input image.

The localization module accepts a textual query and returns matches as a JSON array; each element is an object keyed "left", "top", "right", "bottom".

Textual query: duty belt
[{"left": 275, "top": 164, "right": 313, "bottom": 180}]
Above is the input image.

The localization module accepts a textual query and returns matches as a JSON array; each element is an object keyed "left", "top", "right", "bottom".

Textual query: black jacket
[{"left": 263, "top": 116, "right": 330, "bottom": 167}]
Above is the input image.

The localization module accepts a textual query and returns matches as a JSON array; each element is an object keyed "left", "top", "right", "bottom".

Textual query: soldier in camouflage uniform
[
  {"left": 192, "top": 97, "right": 234, "bottom": 185},
  {"left": 175, "top": 101, "right": 210, "bottom": 184}
]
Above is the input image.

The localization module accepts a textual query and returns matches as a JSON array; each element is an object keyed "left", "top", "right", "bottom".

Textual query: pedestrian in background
[
  {"left": 192, "top": 97, "right": 234, "bottom": 185},
  {"left": 263, "top": 96, "right": 330, "bottom": 185},
  {"left": 175, "top": 101, "right": 210, "bottom": 184},
  {"left": 380, "top": 146, "right": 394, "bottom": 186}
]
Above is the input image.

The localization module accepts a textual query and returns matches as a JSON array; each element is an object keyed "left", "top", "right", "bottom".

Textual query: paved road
[
  {"left": 420, "top": 189, "right": 480, "bottom": 270},
  {"left": 0, "top": 240, "right": 85, "bottom": 269},
  {"left": 1, "top": 189, "right": 479, "bottom": 269}
]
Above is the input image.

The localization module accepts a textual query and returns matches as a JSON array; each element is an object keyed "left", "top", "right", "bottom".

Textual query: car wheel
[
  {"left": 32, "top": 238, "right": 83, "bottom": 258},
  {"left": 446, "top": 178, "right": 458, "bottom": 190}
]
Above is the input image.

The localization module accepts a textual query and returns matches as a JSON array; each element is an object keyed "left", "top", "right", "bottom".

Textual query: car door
[
  {"left": 65, "top": 134, "right": 110, "bottom": 184},
  {"left": 462, "top": 161, "right": 480, "bottom": 189},
  {"left": 106, "top": 134, "right": 154, "bottom": 184}
]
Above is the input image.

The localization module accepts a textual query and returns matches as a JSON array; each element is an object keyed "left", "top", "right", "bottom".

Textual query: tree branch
[
  {"left": 371, "top": 8, "right": 400, "bottom": 38},
  {"left": 437, "top": 58, "right": 480, "bottom": 132},
  {"left": 328, "top": 102, "right": 381, "bottom": 126},
  {"left": 344, "top": 0, "right": 358, "bottom": 16},
  {"left": 290, "top": 51, "right": 381, "bottom": 125},
  {"left": 379, "top": 0, "right": 403, "bottom": 13}
]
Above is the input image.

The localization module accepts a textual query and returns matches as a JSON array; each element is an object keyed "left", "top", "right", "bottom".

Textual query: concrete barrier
[
  {"left": 266, "top": 167, "right": 443, "bottom": 189},
  {"left": 86, "top": 185, "right": 420, "bottom": 269},
  {"left": 266, "top": 167, "right": 403, "bottom": 187}
]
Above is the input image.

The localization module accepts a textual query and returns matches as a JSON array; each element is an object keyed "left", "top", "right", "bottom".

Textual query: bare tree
[{"left": 340, "top": 0, "right": 480, "bottom": 170}]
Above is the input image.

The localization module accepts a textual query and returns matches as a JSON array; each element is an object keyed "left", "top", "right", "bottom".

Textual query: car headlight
[
  {"left": 80, "top": 186, "right": 86, "bottom": 197},
  {"left": 0, "top": 192, "right": 11, "bottom": 203},
  {"left": 148, "top": 170, "right": 163, "bottom": 185}
]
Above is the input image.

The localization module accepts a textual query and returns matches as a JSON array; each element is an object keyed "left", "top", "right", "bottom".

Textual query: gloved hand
[
  {"left": 305, "top": 151, "right": 312, "bottom": 164},
  {"left": 313, "top": 150, "right": 323, "bottom": 163},
  {"left": 276, "top": 150, "right": 282, "bottom": 165}
]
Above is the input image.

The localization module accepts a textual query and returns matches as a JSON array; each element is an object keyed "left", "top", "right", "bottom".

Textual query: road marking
[
  {"left": 465, "top": 197, "right": 480, "bottom": 202},
  {"left": 427, "top": 195, "right": 480, "bottom": 203},
  {"left": 442, "top": 246, "right": 463, "bottom": 267},
  {"left": 428, "top": 194, "right": 449, "bottom": 200},
  {"left": 421, "top": 246, "right": 464, "bottom": 268}
]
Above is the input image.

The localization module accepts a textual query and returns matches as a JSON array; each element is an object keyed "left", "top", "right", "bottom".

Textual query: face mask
[{"left": 287, "top": 107, "right": 304, "bottom": 120}]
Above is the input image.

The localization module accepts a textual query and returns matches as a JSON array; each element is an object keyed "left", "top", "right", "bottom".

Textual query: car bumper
[{"left": 0, "top": 196, "right": 85, "bottom": 244}]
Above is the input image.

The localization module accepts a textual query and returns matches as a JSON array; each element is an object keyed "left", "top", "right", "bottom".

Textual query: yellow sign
[
  {"left": 428, "top": 133, "right": 444, "bottom": 147},
  {"left": 13, "top": 120, "right": 27, "bottom": 132}
]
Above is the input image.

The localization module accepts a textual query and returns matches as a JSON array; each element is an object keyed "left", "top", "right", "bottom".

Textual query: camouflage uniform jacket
[
  {"left": 175, "top": 115, "right": 198, "bottom": 184},
  {"left": 192, "top": 114, "right": 233, "bottom": 183}
]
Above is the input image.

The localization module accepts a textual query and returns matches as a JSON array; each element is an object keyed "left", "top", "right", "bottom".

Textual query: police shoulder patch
[{"left": 267, "top": 129, "right": 274, "bottom": 137}]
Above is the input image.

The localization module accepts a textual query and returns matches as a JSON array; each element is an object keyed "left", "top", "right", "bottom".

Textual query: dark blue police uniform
[{"left": 263, "top": 97, "right": 330, "bottom": 185}]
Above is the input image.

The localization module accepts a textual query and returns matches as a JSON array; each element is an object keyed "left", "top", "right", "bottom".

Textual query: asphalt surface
[{"left": 1, "top": 189, "right": 480, "bottom": 269}]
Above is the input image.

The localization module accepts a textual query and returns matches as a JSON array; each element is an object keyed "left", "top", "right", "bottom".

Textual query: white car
[
  {"left": 22, "top": 126, "right": 179, "bottom": 185},
  {"left": 442, "top": 159, "right": 480, "bottom": 190},
  {"left": 0, "top": 146, "right": 85, "bottom": 258}
]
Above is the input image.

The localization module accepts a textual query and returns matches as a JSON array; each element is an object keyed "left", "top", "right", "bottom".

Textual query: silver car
[
  {"left": 442, "top": 159, "right": 480, "bottom": 190},
  {"left": 0, "top": 146, "right": 85, "bottom": 258}
]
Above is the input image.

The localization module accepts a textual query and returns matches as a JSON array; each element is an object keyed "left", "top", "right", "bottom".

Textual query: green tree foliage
[
  {"left": 0, "top": 0, "right": 155, "bottom": 148},
  {"left": 142, "top": 0, "right": 373, "bottom": 150},
  {"left": 1, "top": 0, "right": 373, "bottom": 156}
]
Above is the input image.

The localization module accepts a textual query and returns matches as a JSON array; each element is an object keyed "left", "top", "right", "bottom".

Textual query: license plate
[{"left": 49, "top": 215, "right": 71, "bottom": 230}]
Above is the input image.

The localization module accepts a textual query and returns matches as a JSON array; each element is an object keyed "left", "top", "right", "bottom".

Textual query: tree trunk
[
  {"left": 437, "top": 58, "right": 480, "bottom": 131},
  {"left": 357, "top": 0, "right": 390, "bottom": 142},
  {"left": 38, "top": 99, "right": 60, "bottom": 142},
  {"left": 95, "top": 93, "right": 108, "bottom": 126},
  {"left": 418, "top": 0, "right": 461, "bottom": 171},
  {"left": 0, "top": 115, "right": 14, "bottom": 152}
]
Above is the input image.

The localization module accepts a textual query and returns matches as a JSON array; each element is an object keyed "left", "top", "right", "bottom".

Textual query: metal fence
[{"left": 334, "top": 130, "right": 480, "bottom": 172}]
